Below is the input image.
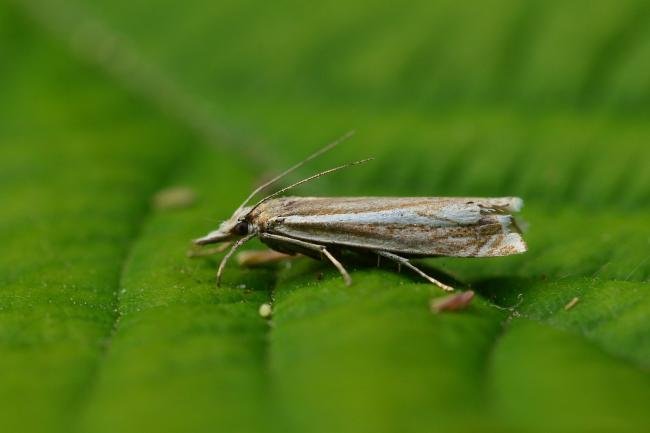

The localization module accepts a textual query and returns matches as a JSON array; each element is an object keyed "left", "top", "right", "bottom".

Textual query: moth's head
[{"left": 194, "top": 206, "right": 253, "bottom": 245}]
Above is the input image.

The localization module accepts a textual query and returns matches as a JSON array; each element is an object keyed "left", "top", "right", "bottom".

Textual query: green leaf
[{"left": 1, "top": 1, "right": 649, "bottom": 433}]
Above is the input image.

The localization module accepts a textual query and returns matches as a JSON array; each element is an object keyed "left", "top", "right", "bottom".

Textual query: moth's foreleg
[
  {"left": 216, "top": 233, "right": 257, "bottom": 287},
  {"left": 376, "top": 251, "right": 454, "bottom": 292},
  {"left": 259, "top": 233, "right": 352, "bottom": 286}
]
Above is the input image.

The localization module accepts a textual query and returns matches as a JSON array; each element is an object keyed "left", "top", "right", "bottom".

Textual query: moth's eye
[{"left": 234, "top": 222, "right": 249, "bottom": 236}]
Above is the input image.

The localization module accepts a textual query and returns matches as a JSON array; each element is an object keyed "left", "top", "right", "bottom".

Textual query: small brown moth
[{"left": 194, "top": 132, "right": 527, "bottom": 291}]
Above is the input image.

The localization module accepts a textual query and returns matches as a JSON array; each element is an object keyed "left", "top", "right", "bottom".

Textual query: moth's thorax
[{"left": 247, "top": 197, "right": 299, "bottom": 228}]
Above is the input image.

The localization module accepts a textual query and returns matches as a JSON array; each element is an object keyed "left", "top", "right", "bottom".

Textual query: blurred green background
[{"left": 1, "top": 1, "right": 649, "bottom": 432}]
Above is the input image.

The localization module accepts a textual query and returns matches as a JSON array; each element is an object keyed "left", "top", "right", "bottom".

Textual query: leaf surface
[{"left": 1, "top": 1, "right": 649, "bottom": 433}]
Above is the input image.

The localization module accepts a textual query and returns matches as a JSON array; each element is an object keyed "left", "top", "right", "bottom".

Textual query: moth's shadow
[
  {"left": 273, "top": 251, "right": 532, "bottom": 307},
  {"left": 469, "top": 276, "right": 534, "bottom": 307},
  {"left": 289, "top": 249, "right": 464, "bottom": 288}
]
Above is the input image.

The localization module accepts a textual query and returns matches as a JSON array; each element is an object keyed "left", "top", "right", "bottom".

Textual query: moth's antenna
[
  {"left": 248, "top": 157, "right": 374, "bottom": 214},
  {"left": 237, "top": 130, "right": 356, "bottom": 211}
]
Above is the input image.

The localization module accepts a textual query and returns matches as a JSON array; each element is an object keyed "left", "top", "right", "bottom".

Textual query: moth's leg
[
  {"left": 236, "top": 249, "right": 295, "bottom": 267},
  {"left": 217, "top": 233, "right": 257, "bottom": 287},
  {"left": 259, "top": 233, "right": 352, "bottom": 286},
  {"left": 376, "top": 251, "right": 454, "bottom": 292}
]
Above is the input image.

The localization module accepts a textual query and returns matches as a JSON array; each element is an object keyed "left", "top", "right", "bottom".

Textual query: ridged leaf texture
[{"left": 1, "top": 1, "right": 649, "bottom": 432}]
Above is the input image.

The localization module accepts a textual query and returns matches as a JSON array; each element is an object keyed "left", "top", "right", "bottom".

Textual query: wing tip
[
  {"left": 509, "top": 197, "right": 524, "bottom": 212},
  {"left": 475, "top": 197, "right": 524, "bottom": 214},
  {"left": 507, "top": 233, "right": 528, "bottom": 254},
  {"left": 481, "top": 232, "right": 527, "bottom": 257}
]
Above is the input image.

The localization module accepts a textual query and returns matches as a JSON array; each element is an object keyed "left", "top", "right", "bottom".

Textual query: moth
[{"left": 194, "top": 133, "right": 527, "bottom": 291}]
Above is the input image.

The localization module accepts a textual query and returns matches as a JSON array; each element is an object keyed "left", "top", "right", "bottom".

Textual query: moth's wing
[
  {"left": 257, "top": 196, "right": 522, "bottom": 218},
  {"left": 259, "top": 197, "right": 526, "bottom": 257}
]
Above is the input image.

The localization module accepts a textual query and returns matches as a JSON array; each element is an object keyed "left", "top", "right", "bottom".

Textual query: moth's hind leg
[
  {"left": 376, "top": 251, "right": 454, "bottom": 292},
  {"left": 259, "top": 233, "right": 352, "bottom": 286}
]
